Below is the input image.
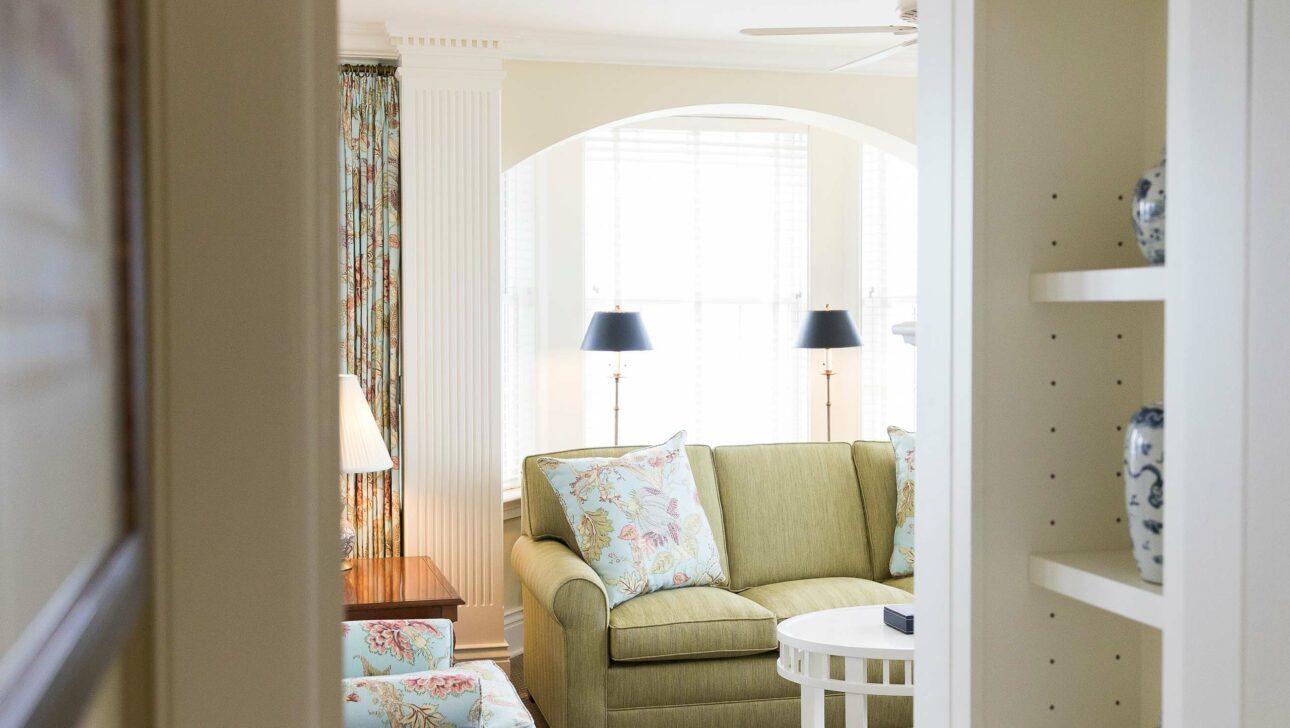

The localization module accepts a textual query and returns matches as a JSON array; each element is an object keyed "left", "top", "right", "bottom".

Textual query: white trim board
[{"left": 504, "top": 607, "right": 524, "bottom": 659}]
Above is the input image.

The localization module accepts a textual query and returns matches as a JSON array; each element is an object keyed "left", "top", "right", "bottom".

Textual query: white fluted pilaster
[{"left": 395, "top": 31, "right": 506, "bottom": 659}]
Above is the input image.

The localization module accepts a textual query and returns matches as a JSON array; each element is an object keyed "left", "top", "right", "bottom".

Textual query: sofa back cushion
[
  {"left": 522, "top": 444, "right": 729, "bottom": 578},
  {"left": 852, "top": 440, "right": 899, "bottom": 582},
  {"left": 713, "top": 443, "right": 872, "bottom": 590}
]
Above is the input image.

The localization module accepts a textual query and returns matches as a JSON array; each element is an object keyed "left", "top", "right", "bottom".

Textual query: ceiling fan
[{"left": 741, "top": 0, "right": 919, "bottom": 72}]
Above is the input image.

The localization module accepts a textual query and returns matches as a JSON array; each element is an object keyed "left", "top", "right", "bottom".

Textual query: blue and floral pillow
[
  {"left": 888, "top": 426, "right": 916, "bottom": 578},
  {"left": 538, "top": 431, "right": 727, "bottom": 607}
]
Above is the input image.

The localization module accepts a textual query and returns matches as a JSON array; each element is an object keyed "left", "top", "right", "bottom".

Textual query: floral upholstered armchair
[{"left": 342, "top": 619, "right": 535, "bottom": 728}]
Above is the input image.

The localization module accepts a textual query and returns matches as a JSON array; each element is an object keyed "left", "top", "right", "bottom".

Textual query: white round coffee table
[{"left": 776, "top": 605, "right": 914, "bottom": 728}]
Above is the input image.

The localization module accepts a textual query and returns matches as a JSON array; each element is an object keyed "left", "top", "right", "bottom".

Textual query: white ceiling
[{"left": 339, "top": 0, "right": 918, "bottom": 76}]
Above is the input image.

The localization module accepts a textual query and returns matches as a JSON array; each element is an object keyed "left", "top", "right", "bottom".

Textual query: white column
[{"left": 393, "top": 31, "right": 506, "bottom": 661}]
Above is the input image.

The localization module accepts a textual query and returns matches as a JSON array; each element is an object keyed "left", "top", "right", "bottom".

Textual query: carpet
[{"left": 509, "top": 654, "right": 550, "bottom": 728}]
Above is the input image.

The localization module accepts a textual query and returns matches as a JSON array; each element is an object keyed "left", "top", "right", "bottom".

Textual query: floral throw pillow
[
  {"left": 538, "top": 431, "right": 728, "bottom": 607},
  {"left": 888, "top": 426, "right": 916, "bottom": 578}
]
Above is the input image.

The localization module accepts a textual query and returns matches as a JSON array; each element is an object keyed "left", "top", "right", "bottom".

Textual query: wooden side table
[{"left": 343, "top": 556, "right": 465, "bottom": 622}]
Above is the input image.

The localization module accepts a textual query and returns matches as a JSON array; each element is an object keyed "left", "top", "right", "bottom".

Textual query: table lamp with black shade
[
  {"left": 794, "top": 305, "right": 863, "bottom": 442},
  {"left": 581, "top": 305, "right": 653, "bottom": 446}
]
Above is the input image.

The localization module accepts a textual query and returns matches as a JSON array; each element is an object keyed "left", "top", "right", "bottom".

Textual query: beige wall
[
  {"left": 501, "top": 60, "right": 917, "bottom": 170},
  {"left": 141, "top": 0, "right": 341, "bottom": 723}
]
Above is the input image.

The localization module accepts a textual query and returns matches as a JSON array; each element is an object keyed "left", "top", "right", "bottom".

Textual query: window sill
[{"left": 502, "top": 485, "right": 522, "bottom": 521}]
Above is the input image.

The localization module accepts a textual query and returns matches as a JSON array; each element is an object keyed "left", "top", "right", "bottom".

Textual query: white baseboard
[
  {"left": 504, "top": 607, "right": 524, "bottom": 658},
  {"left": 454, "top": 640, "right": 512, "bottom": 674}
]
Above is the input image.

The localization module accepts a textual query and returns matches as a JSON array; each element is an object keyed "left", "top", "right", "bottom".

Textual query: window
[
  {"left": 859, "top": 144, "right": 918, "bottom": 437},
  {"left": 581, "top": 124, "right": 809, "bottom": 446},
  {"left": 501, "top": 158, "right": 537, "bottom": 485},
  {"left": 500, "top": 116, "right": 918, "bottom": 484}
]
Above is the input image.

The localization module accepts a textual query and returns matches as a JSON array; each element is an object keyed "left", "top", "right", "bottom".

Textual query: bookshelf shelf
[
  {"left": 1029, "top": 550, "right": 1163, "bottom": 629},
  {"left": 1030, "top": 267, "right": 1165, "bottom": 303}
]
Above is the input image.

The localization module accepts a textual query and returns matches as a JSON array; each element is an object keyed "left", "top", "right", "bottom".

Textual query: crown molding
[
  {"left": 339, "top": 21, "right": 397, "bottom": 61},
  {"left": 500, "top": 29, "right": 915, "bottom": 76},
  {"left": 337, "top": 20, "right": 916, "bottom": 76}
]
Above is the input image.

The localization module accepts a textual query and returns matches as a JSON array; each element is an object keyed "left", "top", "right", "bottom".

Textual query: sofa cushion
[
  {"left": 852, "top": 440, "right": 899, "bottom": 582},
  {"left": 608, "top": 587, "right": 776, "bottom": 662},
  {"left": 714, "top": 443, "right": 872, "bottom": 590},
  {"left": 739, "top": 577, "right": 913, "bottom": 620},
  {"left": 884, "top": 575, "right": 914, "bottom": 594},
  {"left": 885, "top": 427, "right": 917, "bottom": 577},
  {"left": 537, "top": 432, "right": 728, "bottom": 607},
  {"left": 523, "top": 444, "right": 729, "bottom": 579}
]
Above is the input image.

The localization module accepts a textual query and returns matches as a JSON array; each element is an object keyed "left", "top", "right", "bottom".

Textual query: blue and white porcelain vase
[
  {"left": 1132, "top": 149, "right": 1166, "bottom": 265},
  {"left": 1124, "top": 403, "right": 1164, "bottom": 584}
]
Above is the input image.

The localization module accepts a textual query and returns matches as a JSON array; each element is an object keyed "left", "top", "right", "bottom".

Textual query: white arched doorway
[
  {"left": 505, "top": 102, "right": 916, "bottom": 173},
  {"left": 500, "top": 103, "right": 917, "bottom": 460}
]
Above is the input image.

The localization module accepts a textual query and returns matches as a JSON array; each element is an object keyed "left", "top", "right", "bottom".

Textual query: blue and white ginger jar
[
  {"left": 1124, "top": 403, "right": 1164, "bottom": 584},
  {"left": 1132, "top": 149, "right": 1166, "bottom": 265}
]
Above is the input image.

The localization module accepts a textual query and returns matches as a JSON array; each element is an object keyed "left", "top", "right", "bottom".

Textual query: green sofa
[{"left": 511, "top": 441, "right": 915, "bottom": 728}]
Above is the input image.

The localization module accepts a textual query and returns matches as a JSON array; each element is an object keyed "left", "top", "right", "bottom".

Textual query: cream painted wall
[{"left": 500, "top": 61, "right": 917, "bottom": 171}]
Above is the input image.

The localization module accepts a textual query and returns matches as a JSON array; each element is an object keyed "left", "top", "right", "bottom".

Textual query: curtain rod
[{"left": 340, "top": 63, "right": 397, "bottom": 76}]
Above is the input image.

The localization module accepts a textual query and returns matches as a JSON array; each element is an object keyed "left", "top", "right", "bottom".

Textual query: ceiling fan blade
[
  {"left": 831, "top": 36, "right": 918, "bottom": 72},
  {"left": 741, "top": 25, "right": 917, "bottom": 37}
]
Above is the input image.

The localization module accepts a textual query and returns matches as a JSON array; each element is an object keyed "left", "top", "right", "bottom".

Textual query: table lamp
[
  {"left": 339, "top": 373, "right": 393, "bottom": 570},
  {"left": 794, "top": 305, "right": 863, "bottom": 442},
  {"left": 581, "top": 305, "right": 653, "bottom": 446}
]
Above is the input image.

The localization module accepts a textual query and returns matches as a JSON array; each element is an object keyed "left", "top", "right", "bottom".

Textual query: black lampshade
[
  {"left": 580, "top": 310, "right": 653, "bottom": 352},
  {"left": 794, "top": 309, "right": 863, "bottom": 349}
]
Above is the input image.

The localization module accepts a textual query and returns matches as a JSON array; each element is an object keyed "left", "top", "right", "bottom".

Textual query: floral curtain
[{"left": 340, "top": 65, "right": 402, "bottom": 557}]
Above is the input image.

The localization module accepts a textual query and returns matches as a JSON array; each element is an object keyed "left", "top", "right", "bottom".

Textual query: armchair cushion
[
  {"left": 342, "top": 670, "right": 481, "bottom": 728},
  {"left": 342, "top": 619, "right": 454, "bottom": 678},
  {"left": 454, "top": 660, "right": 538, "bottom": 728}
]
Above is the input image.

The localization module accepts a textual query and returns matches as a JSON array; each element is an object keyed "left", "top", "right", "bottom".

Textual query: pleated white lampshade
[{"left": 339, "top": 374, "right": 394, "bottom": 474}]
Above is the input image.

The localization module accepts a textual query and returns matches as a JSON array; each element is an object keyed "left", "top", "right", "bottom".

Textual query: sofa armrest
[
  {"left": 341, "top": 619, "right": 454, "bottom": 678},
  {"left": 511, "top": 536, "right": 607, "bottom": 631}
]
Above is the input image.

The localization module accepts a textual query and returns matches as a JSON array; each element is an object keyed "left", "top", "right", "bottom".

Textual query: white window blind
[
  {"left": 501, "top": 158, "right": 537, "bottom": 485},
  {"left": 582, "top": 124, "right": 809, "bottom": 446},
  {"left": 859, "top": 144, "right": 918, "bottom": 438}
]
